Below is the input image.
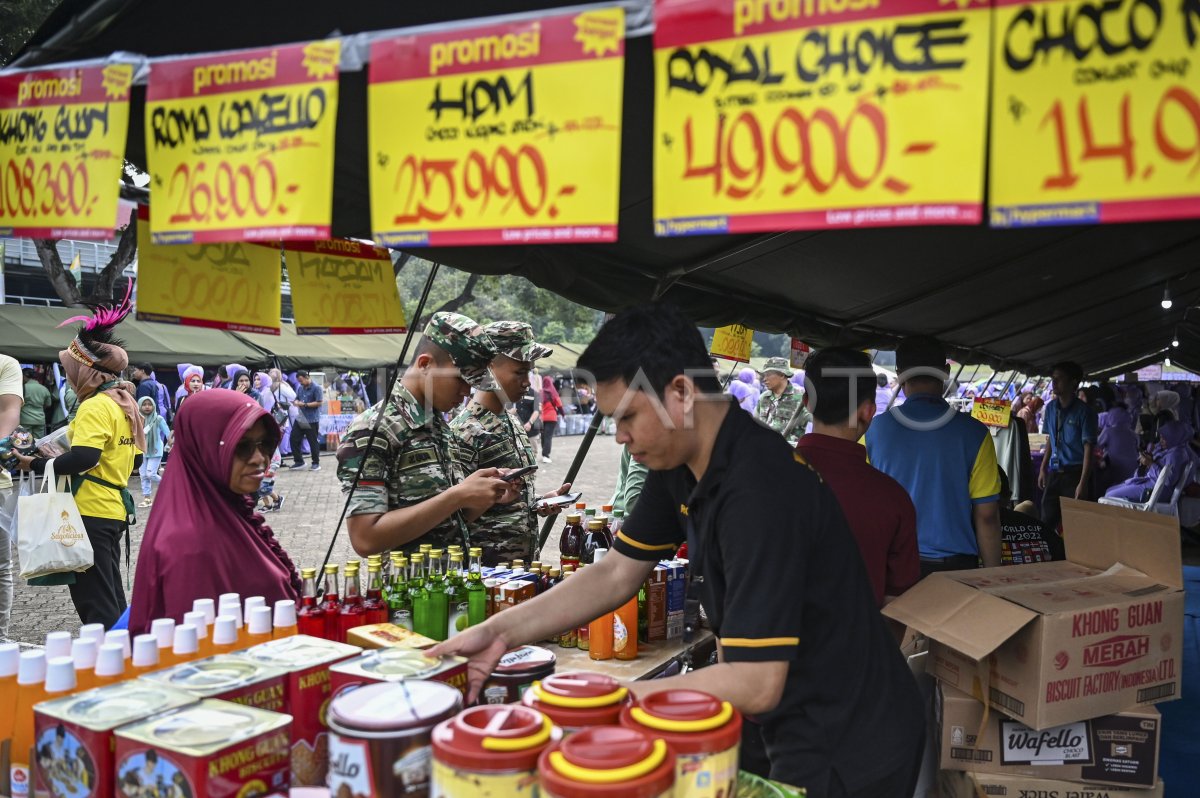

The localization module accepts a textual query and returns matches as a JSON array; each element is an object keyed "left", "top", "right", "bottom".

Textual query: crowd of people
[{"left": 3, "top": 292, "right": 1198, "bottom": 797}]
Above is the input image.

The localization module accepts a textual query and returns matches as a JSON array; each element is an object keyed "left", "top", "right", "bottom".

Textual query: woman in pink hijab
[
  {"left": 539, "top": 375, "right": 564, "bottom": 464},
  {"left": 129, "top": 389, "right": 301, "bottom": 634}
]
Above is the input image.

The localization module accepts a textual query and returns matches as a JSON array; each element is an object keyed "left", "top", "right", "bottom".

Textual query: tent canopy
[
  {"left": 0, "top": 306, "right": 404, "bottom": 370},
  {"left": 13, "top": 0, "right": 1200, "bottom": 376},
  {"left": 0, "top": 305, "right": 268, "bottom": 368}
]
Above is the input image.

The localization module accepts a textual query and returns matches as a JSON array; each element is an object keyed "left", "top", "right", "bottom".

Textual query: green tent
[
  {"left": 235, "top": 325, "right": 406, "bottom": 371},
  {"left": 0, "top": 305, "right": 268, "bottom": 368}
]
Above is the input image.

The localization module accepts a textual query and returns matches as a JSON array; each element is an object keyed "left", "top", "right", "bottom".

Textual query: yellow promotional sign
[
  {"left": 653, "top": 0, "right": 991, "bottom": 236},
  {"left": 971, "top": 397, "right": 1012, "bottom": 428},
  {"left": 145, "top": 40, "right": 341, "bottom": 244},
  {"left": 0, "top": 63, "right": 132, "bottom": 239},
  {"left": 135, "top": 207, "right": 282, "bottom": 334},
  {"left": 286, "top": 239, "right": 407, "bottom": 335},
  {"left": 368, "top": 7, "right": 625, "bottom": 246},
  {"left": 990, "top": 0, "right": 1200, "bottom": 226},
  {"left": 710, "top": 324, "right": 754, "bottom": 362}
]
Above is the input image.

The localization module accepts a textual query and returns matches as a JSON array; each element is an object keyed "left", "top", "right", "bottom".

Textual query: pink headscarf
[{"left": 129, "top": 389, "right": 300, "bottom": 635}]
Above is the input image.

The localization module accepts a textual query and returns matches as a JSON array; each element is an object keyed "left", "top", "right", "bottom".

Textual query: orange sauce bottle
[
  {"left": 92, "top": 643, "right": 127, "bottom": 688},
  {"left": 71, "top": 638, "right": 98, "bottom": 693},
  {"left": 131, "top": 634, "right": 160, "bottom": 677},
  {"left": 10, "top": 650, "right": 47, "bottom": 793},
  {"left": 184, "top": 610, "right": 213, "bottom": 659},
  {"left": 272, "top": 600, "right": 298, "bottom": 639},
  {"left": 0, "top": 643, "right": 19, "bottom": 744}
]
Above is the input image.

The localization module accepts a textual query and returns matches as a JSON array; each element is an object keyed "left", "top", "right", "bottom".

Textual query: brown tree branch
[
  {"left": 32, "top": 238, "right": 83, "bottom": 306},
  {"left": 421, "top": 272, "right": 481, "bottom": 329},
  {"left": 87, "top": 212, "right": 136, "bottom": 303}
]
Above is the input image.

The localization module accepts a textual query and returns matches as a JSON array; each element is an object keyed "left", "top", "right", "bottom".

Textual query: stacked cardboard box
[
  {"left": 885, "top": 500, "right": 1182, "bottom": 797},
  {"left": 641, "top": 559, "right": 688, "bottom": 643}
]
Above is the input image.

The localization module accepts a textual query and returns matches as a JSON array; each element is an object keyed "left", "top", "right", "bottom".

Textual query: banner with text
[
  {"left": 989, "top": 0, "right": 1200, "bottom": 227},
  {"left": 710, "top": 324, "right": 754, "bottom": 362},
  {"left": 0, "top": 64, "right": 133, "bottom": 239},
  {"left": 135, "top": 207, "right": 282, "bottom": 334},
  {"left": 653, "top": 0, "right": 991, "bottom": 236},
  {"left": 971, "top": 397, "right": 1012, "bottom": 428},
  {"left": 368, "top": 7, "right": 625, "bottom": 246},
  {"left": 145, "top": 40, "right": 341, "bottom": 244},
  {"left": 286, "top": 239, "right": 407, "bottom": 334}
]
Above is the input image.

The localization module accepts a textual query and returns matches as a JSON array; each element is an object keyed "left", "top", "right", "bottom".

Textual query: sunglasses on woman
[{"left": 233, "top": 438, "right": 275, "bottom": 460}]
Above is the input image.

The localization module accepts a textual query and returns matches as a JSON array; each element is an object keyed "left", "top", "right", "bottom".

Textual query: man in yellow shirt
[{"left": 16, "top": 287, "right": 145, "bottom": 626}]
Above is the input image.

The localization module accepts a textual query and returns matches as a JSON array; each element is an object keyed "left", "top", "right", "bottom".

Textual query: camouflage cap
[
  {"left": 423, "top": 312, "right": 497, "bottom": 388},
  {"left": 484, "top": 321, "right": 553, "bottom": 364},
  {"left": 760, "top": 356, "right": 794, "bottom": 378}
]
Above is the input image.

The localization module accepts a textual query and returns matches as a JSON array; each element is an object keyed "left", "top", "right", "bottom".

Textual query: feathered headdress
[{"left": 58, "top": 280, "right": 134, "bottom": 376}]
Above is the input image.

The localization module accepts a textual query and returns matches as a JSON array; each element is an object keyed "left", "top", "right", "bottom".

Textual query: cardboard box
[
  {"left": 939, "top": 769, "right": 1164, "bottom": 798},
  {"left": 937, "top": 684, "right": 1160, "bottom": 788},
  {"left": 33, "top": 682, "right": 196, "bottom": 798},
  {"left": 114, "top": 700, "right": 291, "bottom": 798},
  {"left": 238, "top": 635, "right": 361, "bottom": 786},
  {"left": 663, "top": 560, "right": 687, "bottom": 641},
  {"left": 345, "top": 623, "right": 436, "bottom": 650},
  {"left": 885, "top": 500, "right": 1183, "bottom": 729},
  {"left": 643, "top": 567, "right": 667, "bottom": 643}
]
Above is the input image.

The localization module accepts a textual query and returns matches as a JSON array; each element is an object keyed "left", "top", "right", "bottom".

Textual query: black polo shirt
[{"left": 614, "top": 402, "right": 924, "bottom": 790}]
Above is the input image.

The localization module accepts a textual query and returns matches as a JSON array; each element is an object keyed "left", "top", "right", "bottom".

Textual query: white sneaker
[{"left": 542, "top": 456, "right": 552, "bottom": 464}]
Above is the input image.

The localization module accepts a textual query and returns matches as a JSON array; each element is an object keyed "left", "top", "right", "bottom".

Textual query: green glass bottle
[
  {"left": 426, "top": 548, "right": 449, "bottom": 642},
  {"left": 388, "top": 554, "right": 413, "bottom": 631},
  {"left": 466, "top": 546, "right": 487, "bottom": 627},
  {"left": 446, "top": 552, "right": 469, "bottom": 638},
  {"left": 410, "top": 552, "right": 429, "bottom": 638}
]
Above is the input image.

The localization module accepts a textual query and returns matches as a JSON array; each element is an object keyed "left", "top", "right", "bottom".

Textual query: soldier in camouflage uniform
[
  {"left": 335, "top": 312, "right": 522, "bottom": 557},
  {"left": 756, "top": 356, "right": 812, "bottom": 445},
  {"left": 451, "top": 322, "right": 572, "bottom": 566}
]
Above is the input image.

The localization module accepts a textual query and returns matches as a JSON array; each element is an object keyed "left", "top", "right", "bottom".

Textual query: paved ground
[{"left": 7, "top": 432, "right": 625, "bottom": 644}]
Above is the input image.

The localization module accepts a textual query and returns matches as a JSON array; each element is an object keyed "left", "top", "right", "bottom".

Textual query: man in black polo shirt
[{"left": 430, "top": 304, "right": 924, "bottom": 797}]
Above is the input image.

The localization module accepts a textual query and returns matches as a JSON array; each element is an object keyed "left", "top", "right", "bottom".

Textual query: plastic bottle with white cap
[
  {"left": 173, "top": 624, "right": 199, "bottom": 662},
  {"left": 131, "top": 634, "right": 160, "bottom": 676},
  {"left": 193, "top": 597, "right": 216, "bottom": 625},
  {"left": 244, "top": 596, "right": 266, "bottom": 614},
  {"left": 92, "top": 642, "right": 126, "bottom": 688},
  {"left": 246, "top": 606, "right": 273, "bottom": 644},
  {"left": 78, "top": 623, "right": 105, "bottom": 645},
  {"left": 104, "top": 629, "right": 131, "bottom": 660},
  {"left": 150, "top": 618, "right": 177, "bottom": 668},
  {"left": 218, "top": 592, "right": 241, "bottom": 606},
  {"left": 44, "top": 655, "right": 77, "bottom": 697},
  {"left": 218, "top": 596, "right": 245, "bottom": 646},
  {"left": 272, "top": 599, "right": 298, "bottom": 640},
  {"left": 184, "top": 610, "right": 213, "bottom": 658},
  {"left": 10, "top": 650, "right": 48, "bottom": 794},
  {"left": 0, "top": 643, "right": 19, "bottom": 742},
  {"left": 44, "top": 631, "right": 72, "bottom": 660},
  {"left": 212, "top": 615, "right": 240, "bottom": 655},
  {"left": 71, "top": 637, "right": 98, "bottom": 693}
]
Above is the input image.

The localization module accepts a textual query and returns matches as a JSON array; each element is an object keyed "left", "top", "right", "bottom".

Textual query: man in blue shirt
[
  {"left": 1038, "top": 361, "right": 1098, "bottom": 532},
  {"left": 865, "top": 336, "right": 1002, "bottom": 577},
  {"left": 290, "top": 370, "right": 324, "bottom": 471}
]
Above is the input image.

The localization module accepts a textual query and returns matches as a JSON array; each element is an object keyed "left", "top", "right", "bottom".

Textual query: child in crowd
[{"left": 257, "top": 448, "right": 285, "bottom": 512}]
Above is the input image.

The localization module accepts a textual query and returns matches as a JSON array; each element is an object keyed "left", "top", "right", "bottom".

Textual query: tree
[
  {"left": 0, "top": 0, "right": 59, "bottom": 66},
  {"left": 32, "top": 162, "right": 141, "bottom": 306},
  {"left": 396, "top": 258, "right": 603, "bottom": 342}
]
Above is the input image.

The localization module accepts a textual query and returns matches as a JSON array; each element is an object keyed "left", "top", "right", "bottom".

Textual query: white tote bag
[{"left": 17, "top": 460, "right": 94, "bottom": 579}]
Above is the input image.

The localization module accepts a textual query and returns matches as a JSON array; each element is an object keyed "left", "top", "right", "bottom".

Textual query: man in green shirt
[
  {"left": 20, "top": 369, "right": 53, "bottom": 439},
  {"left": 755, "top": 358, "right": 811, "bottom": 445}
]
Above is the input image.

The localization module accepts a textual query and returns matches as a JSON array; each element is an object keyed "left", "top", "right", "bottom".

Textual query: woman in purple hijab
[
  {"left": 1096, "top": 406, "right": 1141, "bottom": 492},
  {"left": 254, "top": 372, "right": 276, "bottom": 413},
  {"left": 128, "top": 390, "right": 301, "bottom": 634},
  {"left": 736, "top": 367, "right": 759, "bottom": 413},
  {"left": 1104, "top": 419, "right": 1198, "bottom": 502}
]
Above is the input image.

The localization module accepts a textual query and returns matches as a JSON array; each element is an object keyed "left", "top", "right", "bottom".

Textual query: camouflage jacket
[
  {"left": 756, "top": 382, "right": 811, "bottom": 443},
  {"left": 336, "top": 383, "right": 469, "bottom": 555},
  {"left": 450, "top": 399, "right": 537, "bottom": 565}
]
